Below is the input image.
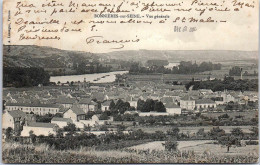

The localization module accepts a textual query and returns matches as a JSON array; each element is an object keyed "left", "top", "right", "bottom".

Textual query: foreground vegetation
[{"left": 2, "top": 142, "right": 258, "bottom": 164}]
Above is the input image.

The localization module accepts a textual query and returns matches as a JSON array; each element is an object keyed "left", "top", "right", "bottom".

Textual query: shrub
[
  {"left": 245, "top": 140, "right": 258, "bottom": 145},
  {"left": 164, "top": 137, "right": 178, "bottom": 152}
]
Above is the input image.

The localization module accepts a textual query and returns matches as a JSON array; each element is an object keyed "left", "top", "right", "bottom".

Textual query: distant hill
[
  {"left": 97, "top": 50, "right": 258, "bottom": 63},
  {"left": 3, "top": 45, "right": 258, "bottom": 68}
]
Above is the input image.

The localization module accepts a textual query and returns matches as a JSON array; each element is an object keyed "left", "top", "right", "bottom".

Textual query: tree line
[
  {"left": 4, "top": 124, "right": 258, "bottom": 153},
  {"left": 73, "top": 62, "right": 112, "bottom": 75},
  {"left": 229, "top": 66, "right": 258, "bottom": 76},
  {"left": 3, "top": 67, "right": 50, "bottom": 88},
  {"left": 185, "top": 76, "right": 258, "bottom": 91},
  {"left": 130, "top": 61, "right": 221, "bottom": 74}
]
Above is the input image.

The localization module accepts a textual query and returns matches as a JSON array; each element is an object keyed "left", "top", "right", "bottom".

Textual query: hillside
[
  {"left": 3, "top": 45, "right": 258, "bottom": 68},
  {"left": 3, "top": 45, "right": 96, "bottom": 68}
]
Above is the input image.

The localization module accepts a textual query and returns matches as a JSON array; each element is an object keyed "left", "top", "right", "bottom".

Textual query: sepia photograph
[{"left": 2, "top": 0, "right": 259, "bottom": 163}]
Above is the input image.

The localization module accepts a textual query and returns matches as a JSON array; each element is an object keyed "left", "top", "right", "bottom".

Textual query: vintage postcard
[{"left": 2, "top": 0, "right": 259, "bottom": 163}]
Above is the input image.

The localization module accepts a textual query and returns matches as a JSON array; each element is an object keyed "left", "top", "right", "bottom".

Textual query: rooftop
[
  {"left": 66, "top": 105, "right": 85, "bottom": 115},
  {"left": 8, "top": 110, "right": 26, "bottom": 118},
  {"left": 51, "top": 117, "right": 72, "bottom": 123},
  {"left": 165, "top": 102, "right": 180, "bottom": 108},
  {"left": 26, "top": 122, "right": 57, "bottom": 128},
  {"left": 6, "top": 103, "right": 59, "bottom": 108},
  {"left": 195, "top": 99, "right": 215, "bottom": 104}
]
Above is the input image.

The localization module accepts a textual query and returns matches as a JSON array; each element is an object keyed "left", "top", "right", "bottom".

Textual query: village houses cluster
[{"left": 3, "top": 81, "right": 258, "bottom": 137}]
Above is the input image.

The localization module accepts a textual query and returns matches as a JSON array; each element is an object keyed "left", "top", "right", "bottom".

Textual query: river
[{"left": 50, "top": 71, "right": 129, "bottom": 84}]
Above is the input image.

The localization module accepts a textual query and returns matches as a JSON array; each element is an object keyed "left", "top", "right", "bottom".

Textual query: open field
[
  {"left": 128, "top": 140, "right": 213, "bottom": 151},
  {"left": 129, "top": 140, "right": 259, "bottom": 156},
  {"left": 127, "top": 60, "right": 258, "bottom": 83},
  {"left": 127, "top": 73, "right": 258, "bottom": 83},
  {"left": 202, "top": 111, "right": 258, "bottom": 120},
  {"left": 2, "top": 142, "right": 258, "bottom": 163},
  {"left": 127, "top": 125, "right": 255, "bottom": 134}
]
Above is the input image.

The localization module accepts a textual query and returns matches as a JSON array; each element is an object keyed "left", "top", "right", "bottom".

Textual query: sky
[{"left": 3, "top": 0, "right": 259, "bottom": 53}]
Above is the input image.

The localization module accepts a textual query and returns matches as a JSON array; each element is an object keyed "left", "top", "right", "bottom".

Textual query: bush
[
  {"left": 99, "top": 125, "right": 109, "bottom": 131},
  {"left": 164, "top": 137, "right": 178, "bottom": 152},
  {"left": 245, "top": 140, "right": 258, "bottom": 145}
]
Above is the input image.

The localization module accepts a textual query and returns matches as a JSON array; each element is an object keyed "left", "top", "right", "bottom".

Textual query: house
[
  {"left": 2, "top": 110, "right": 26, "bottom": 132},
  {"left": 199, "top": 89, "right": 213, "bottom": 95},
  {"left": 212, "top": 97, "right": 225, "bottom": 105},
  {"left": 21, "top": 122, "right": 58, "bottom": 136},
  {"left": 164, "top": 91, "right": 180, "bottom": 102},
  {"left": 105, "top": 92, "right": 119, "bottom": 100},
  {"left": 180, "top": 96, "right": 196, "bottom": 110},
  {"left": 5, "top": 103, "right": 60, "bottom": 115},
  {"left": 101, "top": 100, "right": 111, "bottom": 111},
  {"left": 56, "top": 97, "right": 76, "bottom": 108},
  {"left": 165, "top": 102, "right": 182, "bottom": 115},
  {"left": 221, "top": 90, "right": 236, "bottom": 103},
  {"left": 195, "top": 99, "right": 217, "bottom": 110},
  {"left": 91, "top": 92, "right": 105, "bottom": 102},
  {"left": 63, "top": 105, "right": 86, "bottom": 122},
  {"left": 243, "top": 91, "right": 258, "bottom": 102},
  {"left": 78, "top": 98, "right": 98, "bottom": 113},
  {"left": 51, "top": 117, "right": 73, "bottom": 128},
  {"left": 161, "top": 97, "right": 174, "bottom": 105},
  {"left": 124, "top": 96, "right": 138, "bottom": 108},
  {"left": 80, "top": 115, "right": 100, "bottom": 127}
]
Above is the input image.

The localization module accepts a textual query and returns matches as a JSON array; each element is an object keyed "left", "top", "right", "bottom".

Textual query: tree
[
  {"left": 29, "top": 130, "right": 37, "bottom": 143},
  {"left": 137, "top": 99, "right": 145, "bottom": 111},
  {"left": 154, "top": 101, "right": 166, "bottom": 112},
  {"left": 109, "top": 100, "right": 116, "bottom": 110},
  {"left": 64, "top": 123, "right": 77, "bottom": 135},
  {"left": 56, "top": 128, "right": 64, "bottom": 138},
  {"left": 231, "top": 127, "right": 244, "bottom": 138},
  {"left": 209, "top": 127, "right": 225, "bottom": 139},
  {"left": 218, "top": 134, "right": 241, "bottom": 152},
  {"left": 86, "top": 111, "right": 95, "bottom": 119},
  {"left": 164, "top": 137, "right": 178, "bottom": 152},
  {"left": 141, "top": 99, "right": 155, "bottom": 112},
  {"left": 229, "top": 66, "right": 242, "bottom": 76},
  {"left": 117, "top": 124, "right": 126, "bottom": 132},
  {"left": 167, "top": 127, "right": 180, "bottom": 139},
  {"left": 99, "top": 112, "right": 109, "bottom": 120},
  {"left": 114, "top": 99, "right": 130, "bottom": 114},
  {"left": 218, "top": 113, "right": 229, "bottom": 120},
  {"left": 3, "top": 67, "right": 50, "bottom": 87},
  {"left": 196, "top": 128, "right": 206, "bottom": 137},
  {"left": 5, "top": 127, "right": 13, "bottom": 140},
  {"left": 249, "top": 126, "right": 258, "bottom": 138},
  {"left": 100, "top": 125, "right": 109, "bottom": 131},
  {"left": 84, "top": 124, "right": 91, "bottom": 132}
]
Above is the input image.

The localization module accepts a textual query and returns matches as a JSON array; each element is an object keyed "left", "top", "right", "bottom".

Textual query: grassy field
[
  {"left": 2, "top": 142, "right": 259, "bottom": 163},
  {"left": 129, "top": 140, "right": 259, "bottom": 156},
  {"left": 129, "top": 140, "right": 213, "bottom": 151}
]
